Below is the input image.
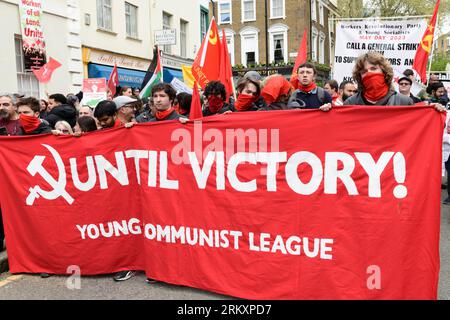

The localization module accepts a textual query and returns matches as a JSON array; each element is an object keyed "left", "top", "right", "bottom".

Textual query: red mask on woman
[
  {"left": 362, "top": 73, "right": 389, "bottom": 102},
  {"left": 234, "top": 94, "right": 258, "bottom": 111}
]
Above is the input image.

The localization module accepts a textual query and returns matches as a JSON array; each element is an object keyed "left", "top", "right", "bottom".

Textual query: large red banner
[{"left": 0, "top": 107, "right": 445, "bottom": 299}]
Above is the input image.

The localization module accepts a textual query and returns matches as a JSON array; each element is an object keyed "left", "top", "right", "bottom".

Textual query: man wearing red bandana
[
  {"left": 287, "top": 62, "right": 332, "bottom": 111},
  {"left": 147, "top": 83, "right": 184, "bottom": 122},
  {"left": 345, "top": 51, "right": 414, "bottom": 106},
  {"left": 16, "top": 97, "right": 52, "bottom": 135},
  {"left": 221, "top": 77, "right": 261, "bottom": 113}
]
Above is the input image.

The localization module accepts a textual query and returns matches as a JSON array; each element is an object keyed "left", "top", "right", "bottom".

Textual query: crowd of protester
[{"left": 1, "top": 51, "right": 449, "bottom": 281}]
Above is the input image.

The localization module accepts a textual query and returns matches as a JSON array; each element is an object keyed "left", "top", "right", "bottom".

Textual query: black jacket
[{"left": 46, "top": 104, "right": 77, "bottom": 128}]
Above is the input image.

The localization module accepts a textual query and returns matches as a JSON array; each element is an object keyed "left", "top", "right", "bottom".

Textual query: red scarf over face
[
  {"left": 261, "top": 76, "right": 293, "bottom": 105},
  {"left": 155, "top": 107, "right": 175, "bottom": 120},
  {"left": 19, "top": 114, "right": 41, "bottom": 133},
  {"left": 208, "top": 96, "right": 224, "bottom": 114},
  {"left": 298, "top": 82, "right": 317, "bottom": 93},
  {"left": 235, "top": 93, "right": 258, "bottom": 111},
  {"left": 362, "top": 72, "right": 389, "bottom": 102}
]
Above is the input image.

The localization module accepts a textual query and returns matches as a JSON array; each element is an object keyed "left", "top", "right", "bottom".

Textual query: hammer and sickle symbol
[{"left": 26, "top": 144, "right": 74, "bottom": 206}]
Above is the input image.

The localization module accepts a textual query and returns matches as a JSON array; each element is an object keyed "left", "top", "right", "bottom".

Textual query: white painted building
[
  {"left": 0, "top": 0, "right": 83, "bottom": 97},
  {"left": 80, "top": 0, "right": 210, "bottom": 90},
  {"left": 0, "top": 0, "right": 210, "bottom": 98}
]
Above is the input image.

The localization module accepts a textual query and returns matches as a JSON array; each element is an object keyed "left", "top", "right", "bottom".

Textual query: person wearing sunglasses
[{"left": 397, "top": 76, "right": 421, "bottom": 104}]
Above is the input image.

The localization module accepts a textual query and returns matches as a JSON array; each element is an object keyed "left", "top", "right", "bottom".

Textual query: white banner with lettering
[{"left": 333, "top": 18, "right": 428, "bottom": 90}]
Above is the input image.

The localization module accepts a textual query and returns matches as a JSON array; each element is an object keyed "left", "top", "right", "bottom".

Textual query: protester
[
  {"left": 397, "top": 76, "right": 421, "bottom": 104},
  {"left": 93, "top": 100, "right": 122, "bottom": 129},
  {"left": 75, "top": 116, "right": 98, "bottom": 133},
  {"left": 202, "top": 81, "right": 229, "bottom": 116},
  {"left": 429, "top": 82, "right": 450, "bottom": 108},
  {"left": 133, "top": 88, "right": 140, "bottom": 97},
  {"left": 0, "top": 94, "right": 20, "bottom": 136},
  {"left": 46, "top": 93, "right": 77, "bottom": 128},
  {"left": 221, "top": 77, "right": 261, "bottom": 112},
  {"left": 324, "top": 80, "right": 340, "bottom": 104},
  {"left": 334, "top": 81, "right": 357, "bottom": 106},
  {"left": 54, "top": 120, "right": 74, "bottom": 135},
  {"left": 16, "top": 97, "right": 52, "bottom": 135},
  {"left": 146, "top": 83, "right": 184, "bottom": 122},
  {"left": 78, "top": 106, "right": 94, "bottom": 118},
  {"left": 403, "top": 68, "right": 416, "bottom": 83},
  {"left": 113, "top": 95, "right": 138, "bottom": 124},
  {"left": 176, "top": 92, "right": 192, "bottom": 117},
  {"left": 39, "top": 99, "right": 49, "bottom": 120},
  {"left": 136, "top": 98, "right": 156, "bottom": 123},
  {"left": 260, "top": 75, "right": 293, "bottom": 110},
  {"left": 287, "top": 62, "right": 332, "bottom": 111},
  {"left": 120, "top": 86, "right": 133, "bottom": 97},
  {"left": 67, "top": 94, "right": 80, "bottom": 111},
  {"left": 243, "top": 71, "right": 267, "bottom": 109},
  {"left": 344, "top": 51, "right": 414, "bottom": 106}
]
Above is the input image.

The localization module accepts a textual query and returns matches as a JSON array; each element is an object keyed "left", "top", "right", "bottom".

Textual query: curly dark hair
[
  {"left": 151, "top": 83, "right": 177, "bottom": 104},
  {"left": 204, "top": 81, "right": 227, "bottom": 101},
  {"left": 352, "top": 51, "right": 394, "bottom": 89}
]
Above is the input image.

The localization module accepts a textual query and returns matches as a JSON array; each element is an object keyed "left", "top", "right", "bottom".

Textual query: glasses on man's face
[
  {"left": 0, "top": 103, "right": 11, "bottom": 107},
  {"left": 398, "top": 82, "right": 410, "bottom": 86}
]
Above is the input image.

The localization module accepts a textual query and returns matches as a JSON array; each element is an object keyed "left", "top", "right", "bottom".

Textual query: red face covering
[
  {"left": 19, "top": 114, "right": 41, "bottom": 133},
  {"left": 298, "top": 82, "right": 317, "bottom": 93},
  {"left": 234, "top": 93, "right": 258, "bottom": 111},
  {"left": 208, "top": 96, "right": 224, "bottom": 113},
  {"left": 155, "top": 107, "right": 175, "bottom": 120},
  {"left": 362, "top": 72, "right": 389, "bottom": 102}
]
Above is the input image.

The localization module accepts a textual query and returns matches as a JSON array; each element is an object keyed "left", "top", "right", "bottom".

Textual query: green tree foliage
[{"left": 431, "top": 53, "right": 450, "bottom": 71}]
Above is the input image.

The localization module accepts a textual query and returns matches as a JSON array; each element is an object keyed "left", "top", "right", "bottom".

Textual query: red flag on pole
[
  {"left": 108, "top": 64, "right": 119, "bottom": 97},
  {"left": 219, "top": 29, "right": 234, "bottom": 102},
  {"left": 412, "top": 0, "right": 440, "bottom": 84},
  {"left": 32, "top": 57, "right": 61, "bottom": 83},
  {"left": 290, "top": 29, "right": 308, "bottom": 89},
  {"left": 192, "top": 17, "right": 222, "bottom": 89},
  {"left": 189, "top": 81, "right": 203, "bottom": 120}
]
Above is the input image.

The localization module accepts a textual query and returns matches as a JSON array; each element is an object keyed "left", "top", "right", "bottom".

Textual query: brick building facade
[{"left": 210, "top": 0, "right": 339, "bottom": 72}]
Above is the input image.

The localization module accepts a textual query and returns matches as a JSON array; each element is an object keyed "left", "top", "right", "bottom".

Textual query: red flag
[
  {"left": 189, "top": 81, "right": 203, "bottom": 120},
  {"left": 219, "top": 29, "right": 234, "bottom": 102},
  {"left": 108, "top": 64, "right": 119, "bottom": 97},
  {"left": 412, "top": 0, "right": 440, "bottom": 84},
  {"left": 290, "top": 29, "right": 308, "bottom": 89},
  {"left": 32, "top": 57, "right": 61, "bottom": 83},
  {"left": 192, "top": 17, "right": 221, "bottom": 89}
]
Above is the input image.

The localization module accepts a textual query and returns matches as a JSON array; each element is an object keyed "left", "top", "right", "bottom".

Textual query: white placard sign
[
  {"left": 171, "top": 77, "right": 193, "bottom": 94},
  {"left": 155, "top": 29, "right": 177, "bottom": 45},
  {"left": 334, "top": 19, "right": 428, "bottom": 87}
]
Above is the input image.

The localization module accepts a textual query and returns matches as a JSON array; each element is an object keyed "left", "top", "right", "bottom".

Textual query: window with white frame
[
  {"left": 200, "top": 7, "right": 208, "bottom": 41},
  {"left": 319, "top": 3, "right": 324, "bottom": 26},
  {"left": 224, "top": 29, "right": 235, "bottom": 66},
  {"left": 125, "top": 2, "right": 138, "bottom": 38},
  {"left": 270, "top": 0, "right": 285, "bottom": 19},
  {"left": 97, "top": 0, "right": 112, "bottom": 31},
  {"left": 240, "top": 27, "right": 259, "bottom": 67},
  {"left": 242, "top": 0, "right": 256, "bottom": 21},
  {"left": 319, "top": 32, "right": 325, "bottom": 64},
  {"left": 15, "top": 37, "right": 39, "bottom": 97},
  {"left": 180, "top": 20, "right": 188, "bottom": 58},
  {"left": 311, "top": 0, "right": 316, "bottom": 22},
  {"left": 312, "top": 27, "right": 318, "bottom": 61},
  {"left": 219, "top": 1, "right": 232, "bottom": 24},
  {"left": 268, "top": 24, "right": 288, "bottom": 64},
  {"left": 162, "top": 12, "right": 172, "bottom": 54}
]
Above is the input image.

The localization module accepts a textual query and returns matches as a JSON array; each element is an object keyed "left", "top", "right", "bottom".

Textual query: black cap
[{"left": 398, "top": 76, "right": 412, "bottom": 85}]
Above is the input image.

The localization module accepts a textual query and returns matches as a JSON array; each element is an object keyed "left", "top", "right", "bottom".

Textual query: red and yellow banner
[{"left": 0, "top": 107, "right": 444, "bottom": 299}]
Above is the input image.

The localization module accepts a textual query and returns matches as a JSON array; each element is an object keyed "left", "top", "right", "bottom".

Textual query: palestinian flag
[{"left": 140, "top": 46, "right": 163, "bottom": 99}]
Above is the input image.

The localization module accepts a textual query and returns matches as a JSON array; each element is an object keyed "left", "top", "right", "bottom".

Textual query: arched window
[
  {"left": 268, "top": 24, "right": 289, "bottom": 64},
  {"left": 240, "top": 27, "right": 259, "bottom": 67}
]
